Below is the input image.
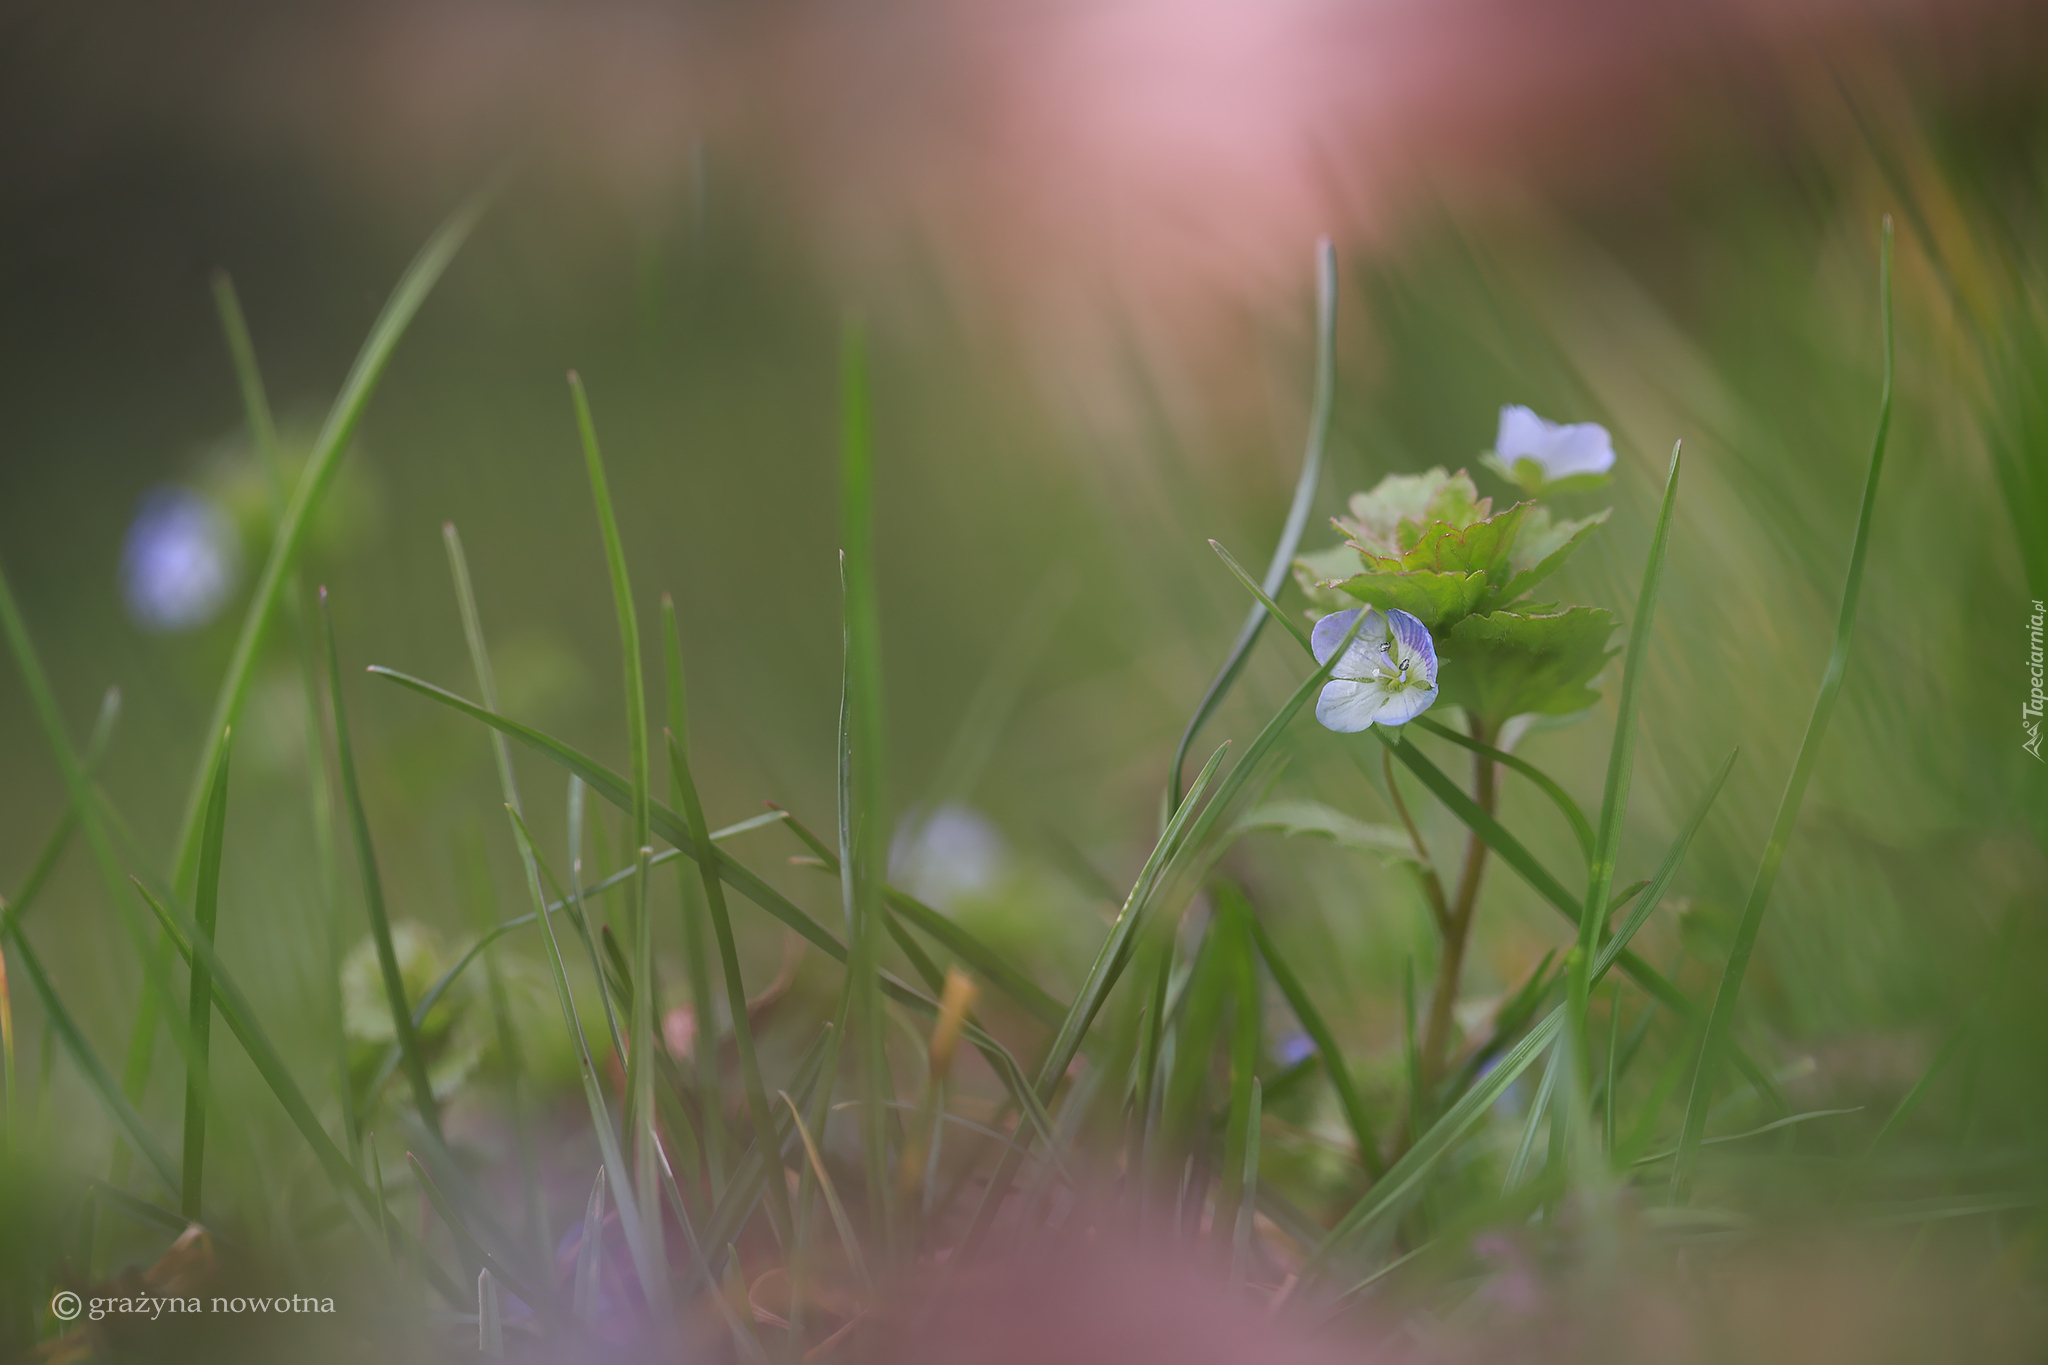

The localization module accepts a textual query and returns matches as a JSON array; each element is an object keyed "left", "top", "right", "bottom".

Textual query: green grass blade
[
  {"left": 665, "top": 730, "right": 794, "bottom": 1249},
  {"left": 1209, "top": 539, "right": 1313, "bottom": 657},
  {"left": 1504, "top": 1038, "right": 1563, "bottom": 1193},
  {"left": 573, "top": 1167, "right": 607, "bottom": 1328},
  {"left": 1866, "top": 1024, "right": 1966, "bottom": 1157},
  {"left": 837, "top": 318, "right": 895, "bottom": 1256},
  {"left": 502, "top": 805, "right": 664, "bottom": 1317},
  {"left": 1410, "top": 716, "right": 1595, "bottom": 864},
  {"left": 127, "top": 879, "right": 464, "bottom": 1305},
  {"left": 780, "top": 1092, "right": 873, "bottom": 1299},
  {"left": 568, "top": 370, "right": 669, "bottom": 1308},
  {"left": 209, "top": 270, "right": 284, "bottom": 487},
  {"left": 1229, "top": 1077, "right": 1263, "bottom": 1290},
  {"left": 1216, "top": 886, "right": 1262, "bottom": 1252},
  {"left": 662, "top": 595, "right": 726, "bottom": 1191},
  {"left": 1671, "top": 220, "right": 1895, "bottom": 1205},
  {"left": 1250, "top": 918, "right": 1384, "bottom": 1178},
  {"left": 180, "top": 730, "right": 234, "bottom": 1219},
  {"left": 1305, "top": 1007, "right": 1566, "bottom": 1276},
  {"left": 0, "top": 687, "right": 119, "bottom": 942},
  {"left": 408, "top": 1153, "right": 542, "bottom": 1312},
  {"left": 1379, "top": 728, "right": 1779, "bottom": 1103},
  {"left": 3, "top": 925, "right": 178, "bottom": 1196},
  {"left": 1571, "top": 443, "right": 1682, "bottom": 1117},
  {"left": 322, "top": 589, "right": 443, "bottom": 1143},
  {"left": 172, "top": 191, "right": 488, "bottom": 891},
  {"left": 1169, "top": 237, "right": 1337, "bottom": 809},
  {"left": 1592, "top": 748, "right": 1738, "bottom": 982}
]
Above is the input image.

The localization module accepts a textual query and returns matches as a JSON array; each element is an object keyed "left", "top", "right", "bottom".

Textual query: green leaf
[
  {"left": 1437, "top": 605, "right": 1618, "bottom": 726},
  {"left": 1334, "top": 468, "right": 1465, "bottom": 556},
  {"left": 1232, "top": 800, "right": 1418, "bottom": 867},
  {"left": 1481, "top": 451, "right": 1614, "bottom": 500},
  {"left": 181, "top": 730, "right": 234, "bottom": 1220},
  {"left": 1373, "top": 502, "right": 1528, "bottom": 586},
  {"left": 1326, "top": 569, "right": 1490, "bottom": 629},
  {"left": 1291, "top": 543, "right": 1369, "bottom": 614},
  {"left": 1498, "top": 505, "right": 1610, "bottom": 604}
]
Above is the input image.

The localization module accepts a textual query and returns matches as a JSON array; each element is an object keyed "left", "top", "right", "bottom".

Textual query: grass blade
[
  {"left": 170, "top": 192, "right": 489, "bottom": 891},
  {"left": 1671, "top": 220, "right": 1895, "bottom": 1204},
  {"left": 666, "top": 729, "right": 794, "bottom": 1249},
  {"left": 502, "top": 805, "right": 664, "bottom": 1320},
  {"left": 838, "top": 319, "right": 896, "bottom": 1256},
  {"left": 573, "top": 1167, "right": 607, "bottom": 1328},
  {"left": 780, "top": 1092, "right": 873, "bottom": 1300},
  {"left": 322, "top": 589, "right": 443, "bottom": 1143},
  {"left": 1250, "top": 918, "right": 1384, "bottom": 1177},
  {"left": 1592, "top": 747, "right": 1738, "bottom": 982},
  {"left": 1570, "top": 443, "right": 1682, "bottom": 1119},
  {"left": 568, "top": 371, "right": 669, "bottom": 1310},
  {"left": 408, "top": 1153, "right": 542, "bottom": 1312},
  {"left": 1229, "top": 1077, "right": 1262, "bottom": 1290},
  {"left": 180, "top": 730, "right": 234, "bottom": 1219},
  {"left": 478, "top": 1268, "right": 503, "bottom": 1358},
  {"left": 1409, "top": 716, "right": 1595, "bottom": 864},
  {"left": 1169, "top": 238, "right": 1337, "bottom": 808},
  {"left": 1216, "top": 886, "right": 1262, "bottom": 1252},
  {"left": 662, "top": 595, "right": 726, "bottom": 1191}
]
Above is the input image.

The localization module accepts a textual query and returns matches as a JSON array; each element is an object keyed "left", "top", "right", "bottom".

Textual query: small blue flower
[
  {"left": 1312, "top": 607, "right": 1439, "bottom": 732},
  {"left": 1495, "top": 404, "right": 1615, "bottom": 480},
  {"left": 120, "top": 486, "right": 240, "bottom": 632}
]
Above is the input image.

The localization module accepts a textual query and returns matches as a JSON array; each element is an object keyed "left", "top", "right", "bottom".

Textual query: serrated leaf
[
  {"left": 1325, "top": 568, "right": 1489, "bottom": 628},
  {"left": 1413, "top": 468, "right": 1490, "bottom": 537},
  {"left": 1497, "top": 505, "right": 1610, "bottom": 604},
  {"left": 1292, "top": 543, "right": 1368, "bottom": 613},
  {"left": 1384, "top": 501, "right": 1529, "bottom": 586},
  {"left": 1233, "top": 800, "right": 1419, "bottom": 866},
  {"left": 1334, "top": 469, "right": 1452, "bottom": 555},
  {"left": 1437, "top": 606, "right": 1618, "bottom": 726}
]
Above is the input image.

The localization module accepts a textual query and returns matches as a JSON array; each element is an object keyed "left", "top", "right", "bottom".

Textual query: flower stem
[{"left": 1418, "top": 715, "right": 1496, "bottom": 1107}]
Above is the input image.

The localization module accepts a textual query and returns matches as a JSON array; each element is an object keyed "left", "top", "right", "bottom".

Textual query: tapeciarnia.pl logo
[{"left": 2027, "top": 599, "right": 2045, "bottom": 761}]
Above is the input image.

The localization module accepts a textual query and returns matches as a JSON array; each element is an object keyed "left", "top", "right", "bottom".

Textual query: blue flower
[
  {"left": 1312, "top": 607, "right": 1439, "bottom": 732},
  {"left": 120, "top": 486, "right": 240, "bottom": 632},
  {"left": 1494, "top": 404, "right": 1615, "bottom": 480}
]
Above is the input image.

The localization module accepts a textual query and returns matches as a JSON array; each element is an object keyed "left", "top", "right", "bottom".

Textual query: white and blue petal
[
  {"left": 1366, "top": 679, "right": 1438, "bottom": 727},
  {"left": 1315, "top": 678, "right": 1394, "bottom": 732},
  {"left": 1311, "top": 607, "right": 1390, "bottom": 680},
  {"left": 1383, "top": 608, "right": 1439, "bottom": 684},
  {"left": 1495, "top": 404, "right": 1615, "bottom": 479}
]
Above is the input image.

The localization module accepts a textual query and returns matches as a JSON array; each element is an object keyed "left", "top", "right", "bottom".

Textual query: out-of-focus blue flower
[
  {"left": 1494, "top": 404, "right": 1615, "bottom": 480},
  {"left": 889, "top": 802, "right": 1007, "bottom": 910},
  {"left": 1311, "top": 607, "right": 1439, "bottom": 732},
  {"left": 1274, "top": 1032, "right": 1317, "bottom": 1068},
  {"left": 120, "top": 486, "right": 240, "bottom": 632}
]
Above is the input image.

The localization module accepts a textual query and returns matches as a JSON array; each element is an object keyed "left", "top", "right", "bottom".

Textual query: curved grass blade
[
  {"left": 666, "top": 729, "right": 794, "bottom": 1249},
  {"left": 1410, "top": 716, "right": 1595, "bottom": 864},
  {"left": 502, "top": 805, "right": 664, "bottom": 1319},
  {"left": 170, "top": 191, "right": 489, "bottom": 891},
  {"left": 1169, "top": 238, "right": 1337, "bottom": 809},
  {"left": 128, "top": 879, "right": 464, "bottom": 1305},
  {"left": 573, "top": 1167, "right": 607, "bottom": 1328},
  {"left": 1250, "top": 918, "right": 1384, "bottom": 1177},
  {"left": 781, "top": 1092, "right": 873, "bottom": 1299},
  {"left": 569, "top": 371, "right": 669, "bottom": 1308},
  {"left": 1592, "top": 747, "right": 1738, "bottom": 982},
  {"left": 1671, "top": 220, "right": 1896, "bottom": 1205},
  {"left": 322, "top": 589, "right": 443, "bottom": 1143},
  {"left": 180, "top": 730, "right": 234, "bottom": 1219},
  {"left": 1304, "top": 1007, "right": 1565, "bottom": 1277},
  {"left": 1571, "top": 444, "right": 1682, "bottom": 1112}
]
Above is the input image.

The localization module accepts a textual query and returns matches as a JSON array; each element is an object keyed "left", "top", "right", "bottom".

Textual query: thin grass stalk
[
  {"left": 179, "top": 733, "right": 234, "bottom": 1219},
  {"left": 1168, "top": 238, "right": 1337, "bottom": 810},
  {"left": 838, "top": 319, "right": 895, "bottom": 1258},
  {"left": 1670, "top": 220, "right": 1895, "bottom": 1204},
  {"left": 662, "top": 595, "right": 727, "bottom": 1193},
  {"left": 321, "top": 589, "right": 444, "bottom": 1143}
]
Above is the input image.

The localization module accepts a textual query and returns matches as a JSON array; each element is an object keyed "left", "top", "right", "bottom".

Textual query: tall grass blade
[
  {"left": 1169, "top": 238, "right": 1337, "bottom": 808},
  {"left": 180, "top": 731, "right": 234, "bottom": 1219},
  {"left": 1229, "top": 1078, "right": 1263, "bottom": 1290},
  {"left": 408, "top": 1153, "right": 542, "bottom": 1312},
  {"left": 662, "top": 595, "right": 726, "bottom": 1191},
  {"left": 665, "top": 729, "right": 794, "bottom": 1249},
  {"left": 478, "top": 1268, "right": 504, "bottom": 1358},
  {"left": 781, "top": 1092, "right": 874, "bottom": 1300},
  {"left": 1250, "top": 918, "right": 1383, "bottom": 1178},
  {"left": 1571, "top": 444, "right": 1682, "bottom": 1116},
  {"left": 1670, "top": 220, "right": 1895, "bottom": 1205},
  {"left": 573, "top": 1167, "right": 608, "bottom": 1328},
  {"left": 1216, "top": 886, "right": 1262, "bottom": 1251},
  {"left": 322, "top": 589, "right": 443, "bottom": 1142},
  {"left": 838, "top": 318, "right": 896, "bottom": 1256}
]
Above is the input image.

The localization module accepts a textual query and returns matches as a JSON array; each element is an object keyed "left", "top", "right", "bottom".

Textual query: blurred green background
[{"left": 0, "top": 2, "right": 2044, "bottom": 1341}]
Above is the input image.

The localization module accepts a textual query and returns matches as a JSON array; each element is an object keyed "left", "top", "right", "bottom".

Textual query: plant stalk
[{"left": 1417, "top": 716, "right": 1496, "bottom": 1106}]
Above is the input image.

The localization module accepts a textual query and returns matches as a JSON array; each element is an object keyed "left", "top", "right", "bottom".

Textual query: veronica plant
[{"left": 1293, "top": 431, "right": 1617, "bottom": 1114}]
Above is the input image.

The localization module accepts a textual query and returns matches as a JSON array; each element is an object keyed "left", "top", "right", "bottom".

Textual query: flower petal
[
  {"left": 1311, "top": 607, "right": 1389, "bottom": 678},
  {"left": 1539, "top": 421, "right": 1615, "bottom": 477},
  {"left": 1371, "top": 682, "right": 1440, "bottom": 727},
  {"left": 1495, "top": 405, "right": 1551, "bottom": 462},
  {"left": 1384, "top": 608, "right": 1439, "bottom": 685},
  {"left": 1315, "top": 678, "right": 1391, "bottom": 732}
]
